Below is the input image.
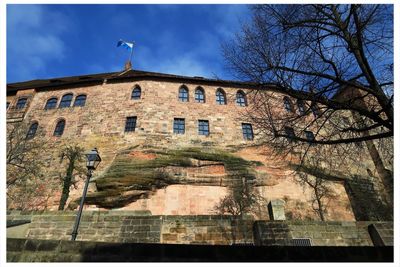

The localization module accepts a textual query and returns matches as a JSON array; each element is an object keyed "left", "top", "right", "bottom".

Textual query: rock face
[{"left": 69, "top": 147, "right": 262, "bottom": 209}]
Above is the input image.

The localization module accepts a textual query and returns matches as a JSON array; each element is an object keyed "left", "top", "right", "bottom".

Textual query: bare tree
[
  {"left": 6, "top": 121, "right": 56, "bottom": 210},
  {"left": 214, "top": 177, "right": 265, "bottom": 244},
  {"left": 215, "top": 177, "right": 264, "bottom": 217},
  {"left": 7, "top": 122, "right": 46, "bottom": 189},
  {"left": 224, "top": 4, "right": 393, "bottom": 204}
]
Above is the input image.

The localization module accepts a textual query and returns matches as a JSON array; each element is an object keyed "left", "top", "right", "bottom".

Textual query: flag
[{"left": 117, "top": 39, "right": 134, "bottom": 51}]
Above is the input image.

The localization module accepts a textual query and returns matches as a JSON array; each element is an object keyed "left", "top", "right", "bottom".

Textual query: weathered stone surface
[{"left": 6, "top": 75, "right": 387, "bottom": 221}]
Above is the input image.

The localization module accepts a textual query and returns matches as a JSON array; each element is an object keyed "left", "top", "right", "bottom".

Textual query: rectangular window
[
  {"left": 304, "top": 130, "right": 315, "bottom": 144},
  {"left": 242, "top": 123, "right": 254, "bottom": 140},
  {"left": 284, "top": 126, "right": 296, "bottom": 142},
  {"left": 125, "top": 116, "right": 137, "bottom": 132},
  {"left": 173, "top": 118, "right": 185, "bottom": 134},
  {"left": 198, "top": 120, "right": 209, "bottom": 136}
]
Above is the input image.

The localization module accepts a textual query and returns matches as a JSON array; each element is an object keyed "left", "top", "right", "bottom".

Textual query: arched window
[
  {"left": 178, "top": 86, "right": 189, "bottom": 102},
  {"left": 297, "top": 100, "right": 306, "bottom": 115},
  {"left": 74, "top": 95, "right": 87, "bottom": 107},
  {"left": 16, "top": 98, "right": 27, "bottom": 109},
  {"left": 45, "top": 98, "right": 58, "bottom": 110},
  {"left": 236, "top": 90, "right": 247, "bottom": 106},
  {"left": 131, "top": 86, "right": 141, "bottom": 100},
  {"left": 26, "top": 122, "right": 38, "bottom": 140},
  {"left": 311, "top": 103, "right": 320, "bottom": 117},
  {"left": 283, "top": 97, "right": 293, "bottom": 112},
  {"left": 53, "top": 119, "right": 66, "bottom": 136},
  {"left": 216, "top": 88, "right": 226, "bottom": 105},
  {"left": 195, "top": 87, "right": 205, "bottom": 103},
  {"left": 59, "top": 94, "right": 73, "bottom": 108}
]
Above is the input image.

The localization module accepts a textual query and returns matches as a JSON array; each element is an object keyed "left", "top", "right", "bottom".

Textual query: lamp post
[{"left": 71, "top": 148, "right": 101, "bottom": 241}]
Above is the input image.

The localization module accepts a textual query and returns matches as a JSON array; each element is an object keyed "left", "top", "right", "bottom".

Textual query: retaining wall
[{"left": 7, "top": 210, "right": 393, "bottom": 246}]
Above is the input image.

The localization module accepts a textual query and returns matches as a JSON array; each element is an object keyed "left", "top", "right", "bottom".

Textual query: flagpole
[{"left": 128, "top": 41, "right": 134, "bottom": 69}]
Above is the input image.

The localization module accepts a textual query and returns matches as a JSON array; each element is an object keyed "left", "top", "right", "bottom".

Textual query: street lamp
[{"left": 71, "top": 148, "right": 101, "bottom": 241}]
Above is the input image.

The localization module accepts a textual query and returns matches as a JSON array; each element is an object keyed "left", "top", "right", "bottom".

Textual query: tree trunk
[{"left": 58, "top": 157, "right": 76, "bottom": 211}]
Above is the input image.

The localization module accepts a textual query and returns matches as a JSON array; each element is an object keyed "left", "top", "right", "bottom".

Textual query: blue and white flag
[{"left": 117, "top": 39, "right": 134, "bottom": 51}]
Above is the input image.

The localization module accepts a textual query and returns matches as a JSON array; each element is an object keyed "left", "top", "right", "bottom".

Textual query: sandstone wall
[
  {"left": 5, "top": 79, "right": 381, "bottom": 220},
  {"left": 7, "top": 211, "right": 392, "bottom": 247}
]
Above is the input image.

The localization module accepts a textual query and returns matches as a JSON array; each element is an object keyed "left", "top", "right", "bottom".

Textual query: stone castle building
[{"left": 6, "top": 68, "right": 391, "bottom": 223}]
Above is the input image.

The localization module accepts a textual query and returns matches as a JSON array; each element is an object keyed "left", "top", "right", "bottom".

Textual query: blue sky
[{"left": 7, "top": 4, "right": 252, "bottom": 83}]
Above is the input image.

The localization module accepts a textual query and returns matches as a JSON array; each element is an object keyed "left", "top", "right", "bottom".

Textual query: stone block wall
[
  {"left": 9, "top": 211, "right": 252, "bottom": 245},
  {"left": 344, "top": 176, "right": 392, "bottom": 220},
  {"left": 253, "top": 221, "right": 393, "bottom": 246},
  {"left": 7, "top": 238, "right": 394, "bottom": 262},
  {"left": 161, "top": 215, "right": 253, "bottom": 245},
  {"left": 7, "top": 211, "right": 393, "bottom": 247}
]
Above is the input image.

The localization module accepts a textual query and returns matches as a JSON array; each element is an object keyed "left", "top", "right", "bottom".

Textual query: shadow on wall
[{"left": 78, "top": 242, "right": 394, "bottom": 262}]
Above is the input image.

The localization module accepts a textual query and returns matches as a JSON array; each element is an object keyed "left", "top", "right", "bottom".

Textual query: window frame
[
  {"left": 297, "top": 100, "right": 306, "bottom": 115},
  {"left": 173, "top": 118, "right": 185, "bottom": 134},
  {"left": 125, "top": 116, "right": 137, "bottom": 132},
  {"left": 216, "top": 88, "right": 226, "bottom": 105},
  {"left": 284, "top": 126, "right": 296, "bottom": 142},
  {"left": 236, "top": 90, "right": 247, "bottom": 107},
  {"left": 242, "top": 123, "right": 254, "bottom": 140},
  {"left": 131, "top": 86, "right": 141, "bottom": 100},
  {"left": 26, "top": 122, "right": 39, "bottom": 140},
  {"left": 73, "top": 95, "right": 87, "bottom": 107},
  {"left": 311, "top": 103, "right": 320, "bottom": 117},
  {"left": 178, "top": 86, "right": 189, "bottom": 102},
  {"left": 283, "top": 97, "right": 293, "bottom": 112},
  {"left": 304, "top": 130, "right": 315, "bottom": 144},
  {"left": 45, "top": 97, "right": 58, "bottom": 110},
  {"left": 198, "top": 120, "right": 210, "bottom": 136},
  {"left": 16, "top": 98, "right": 28, "bottom": 109},
  {"left": 194, "top": 87, "right": 205, "bottom": 103},
  {"left": 53, "top": 119, "right": 66, "bottom": 137},
  {"left": 59, "top": 94, "right": 73, "bottom": 108}
]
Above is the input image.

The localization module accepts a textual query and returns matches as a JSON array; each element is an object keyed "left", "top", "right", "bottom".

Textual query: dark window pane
[
  {"left": 284, "top": 126, "right": 295, "bottom": 141},
  {"left": 305, "top": 130, "right": 315, "bottom": 143},
  {"left": 297, "top": 100, "right": 306, "bottom": 115},
  {"left": 26, "top": 122, "right": 38, "bottom": 140},
  {"left": 53, "top": 120, "right": 65, "bottom": 136},
  {"left": 59, "top": 94, "right": 73, "bottom": 108},
  {"left": 45, "top": 98, "right": 58, "bottom": 110},
  {"left": 179, "top": 87, "right": 189, "bottom": 102},
  {"left": 242, "top": 123, "right": 253, "bottom": 140},
  {"left": 216, "top": 89, "right": 226, "bottom": 105},
  {"left": 173, "top": 118, "right": 185, "bottom": 134},
  {"left": 284, "top": 97, "right": 293, "bottom": 112},
  {"left": 132, "top": 87, "right": 141, "bottom": 100},
  {"left": 195, "top": 88, "right": 205, "bottom": 103},
  {"left": 311, "top": 103, "right": 320, "bottom": 117},
  {"left": 6, "top": 102, "right": 10, "bottom": 109},
  {"left": 236, "top": 91, "right": 247, "bottom": 106},
  {"left": 16, "top": 98, "right": 27, "bottom": 109},
  {"left": 74, "top": 95, "right": 86, "bottom": 107},
  {"left": 125, "top": 116, "right": 137, "bottom": 132},
  {"left": 198, "top": 120, "right": 209, "bottom": 136}
]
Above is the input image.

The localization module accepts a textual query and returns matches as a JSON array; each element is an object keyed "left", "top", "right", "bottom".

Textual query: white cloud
[{"left": 7, "top": 5, "right": 70, "bottom": 82}]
